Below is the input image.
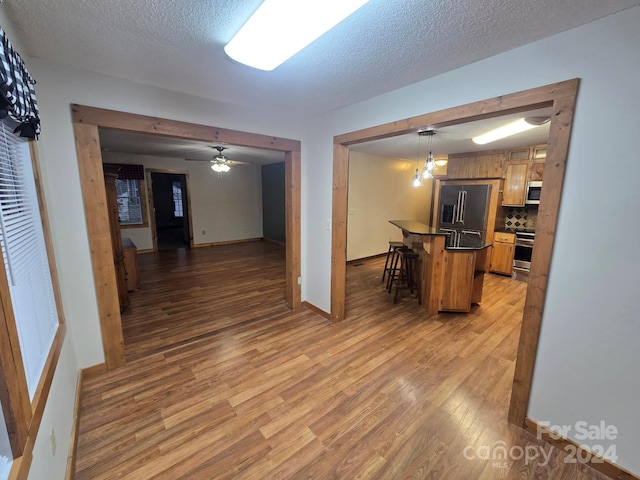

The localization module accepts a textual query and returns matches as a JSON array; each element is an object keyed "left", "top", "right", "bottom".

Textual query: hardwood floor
[{"left": 75, "top": 243, "right": 607, "bottom": 479}]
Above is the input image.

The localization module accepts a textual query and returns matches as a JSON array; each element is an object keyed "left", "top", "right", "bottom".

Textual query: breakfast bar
[{"left": 389, "top": 220, "right": 491, "bottom": 314}]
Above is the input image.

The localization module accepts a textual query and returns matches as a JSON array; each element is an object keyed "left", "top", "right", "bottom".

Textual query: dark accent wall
[{"left": 261, "top": 162, "right": 285, "bottom": 243}]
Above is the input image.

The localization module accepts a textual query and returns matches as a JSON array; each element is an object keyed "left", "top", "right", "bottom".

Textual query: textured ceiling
[{"left": 4, "top": 0, "right": 639, "bottom": 117}]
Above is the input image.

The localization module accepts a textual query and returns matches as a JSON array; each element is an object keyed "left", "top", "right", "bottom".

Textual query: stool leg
[
  {"left": 381, "top": 245, "right": 393, "bottom": 282},
  {"left": 387, "top": 250, "right": 400, "bottom": 292},
  {"left": 393, "top": 255, "right": 404, "bottom": 304}
]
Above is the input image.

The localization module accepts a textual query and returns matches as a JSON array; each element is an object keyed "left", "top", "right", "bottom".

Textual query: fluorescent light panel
[
  {"left": 224, "top": 0, "right": 371, "bottom": 71},
  {"left": 472, "top": 118, "right": 538, "bottom": 145}
]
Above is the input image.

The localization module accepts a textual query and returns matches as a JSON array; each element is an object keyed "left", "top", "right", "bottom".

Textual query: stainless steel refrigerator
[{"left": 437, "top": 184, "right": 491, "bottom": 248}]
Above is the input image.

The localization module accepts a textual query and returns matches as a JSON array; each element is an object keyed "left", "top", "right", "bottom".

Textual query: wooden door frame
[
  {"left": 330, "top": 79, "right": 580, "bottom": 427},
  {"left": 72, "top": 104, "right": 302, "bottom": 369},
  {"left": 146, "top": 168, "right": 194, "bottom": 252}
]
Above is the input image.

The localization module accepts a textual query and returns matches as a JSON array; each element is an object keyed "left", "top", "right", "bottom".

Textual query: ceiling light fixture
[
  {"left": 224, "top": 0, "right": 371, "bottom": 71},
  {"left": 412, "top": 132, "right": 424, "bottom": 187},
  {"left": 472, "top": 116, "right": 550, "bottom": 145},
  {"left": 420, "top": 130, "right": 437, "bottom": 179}
]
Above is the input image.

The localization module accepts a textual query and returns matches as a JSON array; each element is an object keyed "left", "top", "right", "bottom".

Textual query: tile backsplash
[{"left": 505, "top": 206, "right": 538, "bottom": 230}]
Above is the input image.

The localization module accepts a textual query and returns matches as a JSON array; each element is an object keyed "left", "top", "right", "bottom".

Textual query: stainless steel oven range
[{"left": 513, "top": 230, "right": 535, "bottom": 280}]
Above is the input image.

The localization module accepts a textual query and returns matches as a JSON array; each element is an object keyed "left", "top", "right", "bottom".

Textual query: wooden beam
[
  {"left": 508, "top": 83, "right": 580, "bottom": 424},
  {"left": 330, "top": 143, "right": 349, "bottom": 321},
  {"left": 285, "top": 150, "right": 301, "bottom": 309},
  {"left": 71, "top": 104, "right": 301, "bottom": 152},
  {"left": 73, "top": 122, "right": 126, "bottom": 369}
]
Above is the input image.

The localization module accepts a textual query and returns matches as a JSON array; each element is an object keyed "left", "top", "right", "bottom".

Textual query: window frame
[
  {"left": 0, "top": 140, "right": 66, "bottom": 479},
  {"left": 116, "top": 177, "right": 149, "bottom": 229}
]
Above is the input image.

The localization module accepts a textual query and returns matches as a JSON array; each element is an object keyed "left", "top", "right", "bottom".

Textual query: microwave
[{"left": 525, "top": 181, "right": 542, "bottom": 205}]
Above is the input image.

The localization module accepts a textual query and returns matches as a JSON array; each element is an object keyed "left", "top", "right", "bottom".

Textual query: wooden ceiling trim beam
[{"left": 71, "top": 105, "right": 301, "bottom": 152}]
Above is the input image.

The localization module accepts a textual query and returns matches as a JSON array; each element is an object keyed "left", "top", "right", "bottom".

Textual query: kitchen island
[{"left": 389, "top": 220, "right": 491, "bottom": 314}]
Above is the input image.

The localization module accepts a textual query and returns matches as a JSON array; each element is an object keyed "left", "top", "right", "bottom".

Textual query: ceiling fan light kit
[{"left": 224, "top": 0, "right": 371, "bottom": 71}]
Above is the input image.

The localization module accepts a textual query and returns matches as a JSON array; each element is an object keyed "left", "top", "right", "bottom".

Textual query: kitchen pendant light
[
  {"left": 412, "top": 133, "right": 424, "bottom": 187},
  {"left": 411, "top": 168, "right": 423, "bottom": 188},
  {"left": 420, "top": 130, "right": 436, "bottom": 179}
]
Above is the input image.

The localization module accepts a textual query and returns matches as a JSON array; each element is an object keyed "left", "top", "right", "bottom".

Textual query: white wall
[
  {"left": 347, "top": 151, "right": 430, "bottom": 261},
  {"left": 19, "top": 59, "right": 303, "bottom": 480},
  {"left": 302, "top": 7, "right": 640, "bottom": 474},
  {"left": 103, "top": 152, "right": 264, "bottom": 251}
]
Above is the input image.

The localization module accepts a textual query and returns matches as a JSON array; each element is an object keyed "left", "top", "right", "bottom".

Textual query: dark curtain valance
[
  {"left": 103, "top": 163, "right": 145, "bottom": 180},
  {"left": 0, "top": 27, "right": 40, "bottom": 139}
]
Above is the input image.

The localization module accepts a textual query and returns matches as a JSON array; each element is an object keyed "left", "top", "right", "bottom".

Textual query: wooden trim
[
  {"left": 145, "top": 170, "right": 158, "bottom": 252},
  {"left": 73, "top": 122, "right": 126, "bottom": 369},
  {"left": 9, "top": 324, "right": 66, "bottom": 480},
  {"left": 193, "top": 238, "right": 262, "bottom": 248},
  {"left": 262, "top": 238, "right": 286, "bottom": 246},
  {"left": 330, "top": 143, "right": 349, "bottom": 322},
  {"left": 72, "top": 104, "right": 301, "bottom": 153},
  {"left": 72, "top": 105, "right": 301, "bottom": 369},
  {"left": 508, "top": 84, "right": 579, "bottom": 425},
  {"left": 0, "top": 262, "right": 31, "bottom": 456},
  {"left": 29, "top": 143, "right": 67, "bottom": 327},
  {"left": 65, "top": 370, "right": 84, "bottom": 480},
  {"left": 330, "top": 79, "right": 580, "bottom": 429},
  {"left": 302, "top": 301, "right": 332, "bottom": 320},
  {"left": 80, "top": 362, "right": 107, "bottom": 379},
  {"left": 136, "top": 249, "right": 154, "bottom": 254},
  {"left": 285, "top": 150, "right": 301, "bottom": 309},
  {"left": 524, "top": 418, "right": 639, "bottom": 480}
]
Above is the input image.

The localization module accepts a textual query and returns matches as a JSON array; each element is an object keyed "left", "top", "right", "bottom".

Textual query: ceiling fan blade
[{"left": 184, "top": 158, "right": 209, "bottom": 162}]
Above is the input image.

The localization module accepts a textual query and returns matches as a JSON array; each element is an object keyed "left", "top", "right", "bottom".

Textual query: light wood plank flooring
[{"left": 75, "top": 242, "right": 607, "bottom": 479}]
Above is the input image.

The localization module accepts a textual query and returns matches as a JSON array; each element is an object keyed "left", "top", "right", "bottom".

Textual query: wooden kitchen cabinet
[
  {"left": 445, "top": 151, "right": 505, "bottom": 179},
  {"left": 440, "top": 250, "right": 475, "bottom": 311},
  {"left": 529, "top": 161, "right": 545, "bottom": 181},
  {"left": 502, "top": 161, "right": 529, "bottom": 206},
  {"left": 490, "top": 231, "right": 516, "bottom": 275}
]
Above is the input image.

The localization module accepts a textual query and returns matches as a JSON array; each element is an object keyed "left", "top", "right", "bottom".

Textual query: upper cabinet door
[{"left": 502, "top": 162, "right": 529, "bottom": 206}]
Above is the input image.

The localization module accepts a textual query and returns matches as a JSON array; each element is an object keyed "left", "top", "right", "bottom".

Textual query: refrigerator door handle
[
  {"left": 455, "top": 191, "right": 463, "bottom": 223},
  {"left": 459, "top": 190, "right": 467, "bottom": 224}
]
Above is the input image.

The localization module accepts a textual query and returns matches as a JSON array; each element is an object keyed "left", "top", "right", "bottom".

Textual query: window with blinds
[
  {"left": 0, "top": 119, "right": 58, "bottom": 399},
  {"left": 115, "top": 178, "right": 144, "bottom": 224}
]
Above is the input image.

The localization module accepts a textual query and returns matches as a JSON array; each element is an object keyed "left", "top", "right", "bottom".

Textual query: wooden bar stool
[
  {"left": 386, "top": 245, "right": 411, "bottom": 292},
  {"left": 393, "top": 249, "right": 420, "bottom": 304},
  {"left": 382, "top": 241, "right": 405, "bottom": 283}
]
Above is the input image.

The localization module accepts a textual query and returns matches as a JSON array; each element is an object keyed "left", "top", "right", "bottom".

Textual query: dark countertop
[
  {"left": 389, "top": 220, "right": 492, "bottom": 251},
  {"left": 389, "top": 220, "right": 447, "bottom": 236}
]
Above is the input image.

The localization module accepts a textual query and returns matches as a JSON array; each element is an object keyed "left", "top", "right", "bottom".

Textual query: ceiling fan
[{"left": 185, "top": 146, "right": 252, "bottom": 173}]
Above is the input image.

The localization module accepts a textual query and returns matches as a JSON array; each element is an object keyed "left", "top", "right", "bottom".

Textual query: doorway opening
[
  {"left": 330, "top": 80, "right": 579, "bottom": 428},
  {"left": 148, "top": 170, "right": 192, "bottom": 251},
  {"left": 73, "top": 105, "right": 301, "bottom": 370}
]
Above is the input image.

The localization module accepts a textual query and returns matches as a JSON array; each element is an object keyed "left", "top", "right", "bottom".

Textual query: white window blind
[
  {"left": 0, "top": 119, "right": 57, "bottom": 399},
  {"left": 115, "top": 178, "right": 143, "bottom": 225}
]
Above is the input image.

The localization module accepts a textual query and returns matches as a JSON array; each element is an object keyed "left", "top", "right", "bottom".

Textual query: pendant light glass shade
[
  {"left": 420, "top": 129, "right": 437, "bottom": 179},
  {"left": 411, "top": 168, "right": 423, "bottom": 187}
]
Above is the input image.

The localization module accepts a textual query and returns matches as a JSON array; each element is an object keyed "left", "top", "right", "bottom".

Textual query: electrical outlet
[
  {"left": 325, "top": 220, "right": 331, "bottom": 231},
  {"left": 49, "top": 426, "right": 56, "bottom": 456},
  {"left": 297, "top": 276, "right": 302, "bottom": 285}
]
